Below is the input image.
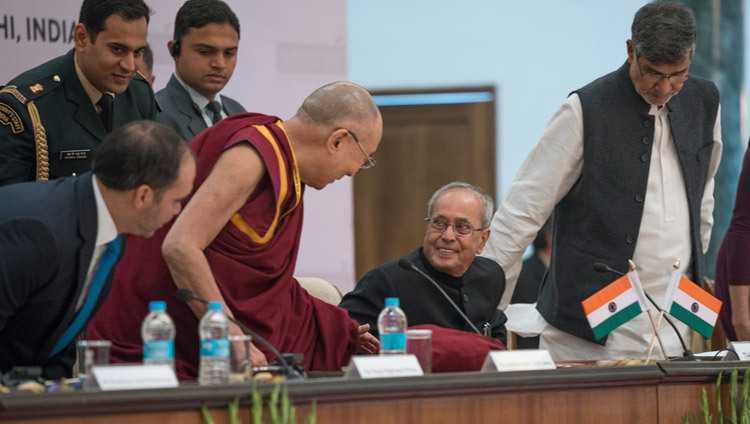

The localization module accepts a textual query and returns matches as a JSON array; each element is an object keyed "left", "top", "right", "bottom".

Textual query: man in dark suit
[
  {"left": 0, "top": 0, "right": 157, "bottom": 187},
  {"left": 0, "top": 120, "right": 196, "bottom": 379},
  {"left": 340, "top": 182, "right": 508, "bottom": 344},
  {"left": 156, "top": 0, "right": 245, "bottom": 141}
]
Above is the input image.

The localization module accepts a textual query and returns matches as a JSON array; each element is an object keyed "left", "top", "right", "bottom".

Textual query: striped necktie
[{"left": 49, "top": 235, "right": 122, "bottom": 358}]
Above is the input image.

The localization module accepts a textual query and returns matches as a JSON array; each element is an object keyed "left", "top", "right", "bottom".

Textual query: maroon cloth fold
[
  {"left": 89, "top": 113, "right": 359, "bottom": 379},
  {"left": 409, "top": 324, "right": 506, "bottom": 372}
]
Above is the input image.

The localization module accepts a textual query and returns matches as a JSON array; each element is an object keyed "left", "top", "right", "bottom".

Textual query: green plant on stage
[
  {"left": 201, "top": 397, "right": 241, "bottom": 424},
  {"left": 684, "top": 369, "right": 750, "bottom": 424},
  {"left": 254, "top": 383, "right": 317, "bottom": 424},
  {"left": 200, "top": 383, "right": 316, "bottom": 424}
]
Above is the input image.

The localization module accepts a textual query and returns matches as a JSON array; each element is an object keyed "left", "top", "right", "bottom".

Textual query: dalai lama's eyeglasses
[
  {"left": 425, "top": 216, "right": 483, "bottom": 237},
  {"left": 339, "top": 128, "right": 376, "bottom": 170}
]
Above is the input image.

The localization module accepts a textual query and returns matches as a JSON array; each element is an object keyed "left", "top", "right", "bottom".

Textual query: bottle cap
[
  {"left": 208, "top": 301, "right": 223, "bottom": 311},
  {"left": 149, "top": 301, "right": 166, "bottom": 311},
  {"left": 384, "top": 297, "right": 400, "bottom": 307}
]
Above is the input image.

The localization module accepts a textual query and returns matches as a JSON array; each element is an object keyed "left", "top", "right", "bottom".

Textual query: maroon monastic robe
[
  {"left": 410, "top": 325, "right": 506, "bottom": 372},
  {"left": 89, "top": 113, "right": 359, "bottom": 379}
]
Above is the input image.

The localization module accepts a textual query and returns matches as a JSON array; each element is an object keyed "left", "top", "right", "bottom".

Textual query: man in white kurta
[{"left": 482, "top": 2, "right": 722, "bottom": 360}]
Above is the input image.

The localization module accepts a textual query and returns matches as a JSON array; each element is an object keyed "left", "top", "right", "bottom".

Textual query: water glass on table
[
  {"left": 406, "top": 329, "right": 432, "bottom": 373},
  {"left": 229, "top": 335, "right": 253, "bottom": 384},
  {"left": 77, "top": 340, "right": 111, "bottom": 379}
]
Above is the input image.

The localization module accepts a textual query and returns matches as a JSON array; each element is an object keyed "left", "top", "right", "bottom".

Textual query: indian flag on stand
[
  {"left": 582, "top": 271, "right": 651, "bottom": 340},
  {"left": 661, "top": 270, "right": 722, "bottom": 339}
]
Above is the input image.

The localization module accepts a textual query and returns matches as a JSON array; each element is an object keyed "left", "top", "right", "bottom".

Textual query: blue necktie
[{"left": 49, "top": 235, "right": 121, "bottom": 358}]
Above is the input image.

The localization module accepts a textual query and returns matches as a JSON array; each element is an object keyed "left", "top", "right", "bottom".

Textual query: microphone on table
[
  {"left": 592, "top": 262, "right": 697, "bottom": 361},
  {"left": 175, "top": 288, "right": 306, "bottom": 380},
  {"left": 398, "top": 258, "right": 483, "bottom": 335}
]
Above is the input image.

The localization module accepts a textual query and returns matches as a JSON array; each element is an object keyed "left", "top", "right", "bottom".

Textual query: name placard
[
  {"left": 91, "top": 364, "right": 179, "bottom": 391},
  {"left": 344, "top": 355, "right": 424, "bottom": 379},
  {"left": 730, "top": 342, "right": 750, "bottom": 361},
  {"left": 481, "top": 350, "right": 556, "bottom": 372}
]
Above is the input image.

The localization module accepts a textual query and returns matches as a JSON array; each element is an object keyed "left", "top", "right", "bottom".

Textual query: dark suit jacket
[
  {"left": 339, "top": 247, "right": 508, "bottom": 344},
  {"left": 0, "top": 173, "right": 123, "bottom": 379},
  {"left": 0, "top": 49, "right": 157, "bottom": 186},
  {"left": 155, "top": 74, "right": 246, "bottom": 141}
]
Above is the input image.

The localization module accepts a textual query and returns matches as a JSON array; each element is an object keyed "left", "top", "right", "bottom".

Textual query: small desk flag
[
  {"left": 582, "top": 270, "right": 650, "bottom": 340},
  {"left": 661, "top": 270, "right": 722, "bottom": 339}
]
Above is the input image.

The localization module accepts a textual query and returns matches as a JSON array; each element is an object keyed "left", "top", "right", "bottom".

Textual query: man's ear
[
  {"left": 476, "top": 228, "right": 491, "bottom": 254},
  {"left": 168, "top": 39, "right": 179, "bottom": 58},
  {"left": 133, "top": 184, "right": 154, "bottom": 209},
  {"left": 626, "top": 39, "right": 635, "bottom": 63},
  {"left": 73, "top": 23, "right": 90, "bottom": 52},
  {"left": 326, "top": 128, "right": 349, "bottom": 153}
]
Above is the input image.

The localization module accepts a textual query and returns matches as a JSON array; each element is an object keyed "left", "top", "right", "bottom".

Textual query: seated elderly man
[{"left": 340, "top": 181, "right": 507, "bottom": 344}]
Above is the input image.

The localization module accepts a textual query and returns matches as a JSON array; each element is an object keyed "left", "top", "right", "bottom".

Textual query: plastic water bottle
[
  {"left": 141, "top": 301, "right": 175, "bottom": 370},
  {"left": 377, "top": 297, "right": 407, "bottom": 355},
  {"left": 199, "top": 301, "right": 230, "bottom": 385}
]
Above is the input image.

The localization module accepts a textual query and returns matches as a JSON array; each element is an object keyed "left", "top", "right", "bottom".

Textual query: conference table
[{"left": 0, "top": 361, "right": 746, "bottom": 423}]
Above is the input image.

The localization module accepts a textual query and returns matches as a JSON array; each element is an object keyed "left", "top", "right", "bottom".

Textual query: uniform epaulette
[
  {"left": 0, "top": 85, "right": 29, "bottom": 107},
  {"left": 6, "top": 74, "right": 64, "bottom": 104}
]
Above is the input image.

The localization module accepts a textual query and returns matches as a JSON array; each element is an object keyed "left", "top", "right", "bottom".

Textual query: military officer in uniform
[{"left": 0, "top": 0, "right": 157, "bottom": 187}]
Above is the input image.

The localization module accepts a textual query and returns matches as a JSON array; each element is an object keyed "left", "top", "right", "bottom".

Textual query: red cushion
[{"left": 410, "top": 324, "right": 506, "bottom": 372}]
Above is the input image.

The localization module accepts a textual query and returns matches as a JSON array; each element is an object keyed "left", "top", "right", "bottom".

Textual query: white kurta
[{"left": 483, "top": 93, "right": 722, "bottom": 360}]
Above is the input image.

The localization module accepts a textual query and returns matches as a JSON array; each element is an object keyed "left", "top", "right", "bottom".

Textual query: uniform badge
[
  {"left": 0, "top": 86, "right": 27, "bottom": 105},
  {"left": 29, "top": 83, "right": 44, "bottom": 94},
  {"left": 0, "top": 103, "right": 24, "bottom": 134},
  {"left": 10, "top": 88, "right": 27, "bottom": 104},
  {"left": 60, "top": 149, "right": 90, "bottom": 160}
]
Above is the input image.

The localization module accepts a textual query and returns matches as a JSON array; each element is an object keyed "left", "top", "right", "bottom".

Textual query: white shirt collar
[
  {"left": 173, "top": 72, "right": 223, "bottom": 112},
  {"left": 649, "top": 104, "right": 669, "bottom": 117},
  {"left": 92, "top": 175, "right": 118, "bottom": 247}
]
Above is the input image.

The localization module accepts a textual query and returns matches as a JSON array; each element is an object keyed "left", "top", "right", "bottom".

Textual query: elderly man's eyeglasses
[
  {"left": 634, "top": 53, "right": 690, "bottom": 86},
  {"left": 424, "top": 216, "right": 483, "bottom": 237},
  {"left": 340, "top": 129, "right": 376, "bottom": 170}
]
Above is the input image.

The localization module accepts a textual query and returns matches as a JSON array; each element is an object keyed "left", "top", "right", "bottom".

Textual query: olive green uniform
[{"left": 0, "top": 48, "right": 157, "bottom": 186}]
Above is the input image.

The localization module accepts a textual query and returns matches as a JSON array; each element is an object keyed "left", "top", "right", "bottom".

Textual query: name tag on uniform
[{"left": 60, "top": 149, "right": 90, "bottom": 160}]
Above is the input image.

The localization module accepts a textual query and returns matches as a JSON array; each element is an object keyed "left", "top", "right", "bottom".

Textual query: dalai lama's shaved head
[
  {"left": 295, "top": 81, "right": 380, "bottom": 127},
  {"left": 283, "top": 81, "right": 383, "bottom": 190}
]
